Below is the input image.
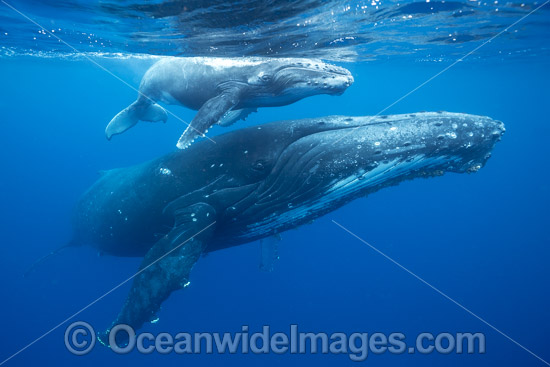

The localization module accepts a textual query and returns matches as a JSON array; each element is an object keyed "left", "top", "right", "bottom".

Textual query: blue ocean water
[{"left": 1, "top": 1, "right": 549, "bottom": 366}]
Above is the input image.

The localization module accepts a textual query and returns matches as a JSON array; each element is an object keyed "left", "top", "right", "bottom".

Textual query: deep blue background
[{"left": 0, "top": 55, "right": 549, "bottom": 366}]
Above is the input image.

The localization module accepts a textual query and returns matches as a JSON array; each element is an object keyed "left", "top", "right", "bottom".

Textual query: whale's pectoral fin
[
  {"left": 218, "top": 108, "right": 257, "bottom": 127},
  {"left": 99, "top": 202, "right": 216, "bottom": 347},
  {"left": 176, "top": 89, "right": 242, "bottom": 149},
  {"left": 259, "top": 234, "right": 281, "bottom": 272},
  {"left": 105, "top": 100, "right": 168, "bottom": 140}
]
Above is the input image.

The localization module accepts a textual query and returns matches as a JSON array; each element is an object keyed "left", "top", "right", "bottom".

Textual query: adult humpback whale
[
  {"left": 75, "top": 112, "right": 503, "bottom": 342},
  {"left": 105, "top": 57, "right": 354, "bottom": 149}
]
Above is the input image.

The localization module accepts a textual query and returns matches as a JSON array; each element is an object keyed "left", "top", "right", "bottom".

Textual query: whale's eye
[
  {"left": 260, "top": 74, "right": 271, "bottom": 82},
  {"left": 252, "top": 159, "right": 267, "bottom": 172}
]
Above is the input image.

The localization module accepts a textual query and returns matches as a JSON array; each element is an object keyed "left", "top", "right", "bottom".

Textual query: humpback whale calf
[
  {"left": 105, "top": 57, "right": 354, "bottom": 149},
  {"left": 74, "top": 112, "right": 504, "bottom": 343}
]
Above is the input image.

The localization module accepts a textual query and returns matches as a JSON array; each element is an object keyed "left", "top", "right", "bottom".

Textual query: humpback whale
[
  {"left": 75, "top": 112, "right": 504, "bottom": 343},
  {"left": 105, "top": 57, "right": 354, "bottom": 149}
]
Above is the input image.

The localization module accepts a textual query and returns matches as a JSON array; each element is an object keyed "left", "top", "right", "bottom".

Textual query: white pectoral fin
[
  {"left": 105, "top": 100, "right": 167, "bottom": 140},
  {"left": 176, "top": 90, "right": 241, "bottom": 149},
  {"left": 218, "top": 108, "right": 257, "bottom": 127}
]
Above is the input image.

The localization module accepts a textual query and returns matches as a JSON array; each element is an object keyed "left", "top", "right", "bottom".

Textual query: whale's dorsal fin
[
  {"left": 99, "top": 202, "right": 216, "bottom": 346},
  {"left": 176, "top": 87, "right": 242, "bottom": 149}
]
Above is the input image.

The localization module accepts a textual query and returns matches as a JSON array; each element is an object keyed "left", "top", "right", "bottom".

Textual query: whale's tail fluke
[
  {"left": 23, "top": 240, "right": 79, "bottom": 278},
  {"left": 105, "top": 100, "right": 167, "bottom": 140}
]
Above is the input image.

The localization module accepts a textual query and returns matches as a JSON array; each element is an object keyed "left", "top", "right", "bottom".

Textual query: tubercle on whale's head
[
  {"left": 247, "top": 59, "right": 354, "bottom": 101},
  {"left": 314, "top": 113, "right": 505, "bottom": 175}
]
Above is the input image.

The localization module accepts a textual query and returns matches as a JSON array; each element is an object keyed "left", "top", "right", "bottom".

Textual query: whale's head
[
  {"left": 216, "top": 112, "right": 504, "bottom": 239},
  {"left": 246, "top": 59, "right": 354, "bottom": 106}
]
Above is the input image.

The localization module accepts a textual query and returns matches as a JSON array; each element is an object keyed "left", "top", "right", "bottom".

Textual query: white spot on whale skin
[
  {"left": 374, "top": 142, "right": 381, "bottom": 146},
  {"left": 389, "top": 126, "right": 398, "bottom": 131},
  {"left": 159, "top": 167, "right": 172, "bottom": 175}
]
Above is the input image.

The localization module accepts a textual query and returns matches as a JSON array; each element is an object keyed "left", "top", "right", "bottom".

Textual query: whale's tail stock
[{"left": 105, "top": 99, "right": 167, "bottom": 140}]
